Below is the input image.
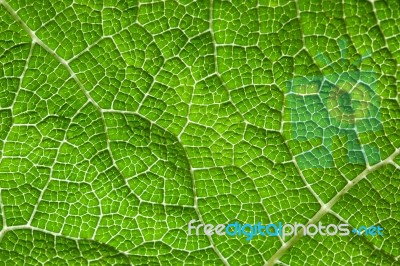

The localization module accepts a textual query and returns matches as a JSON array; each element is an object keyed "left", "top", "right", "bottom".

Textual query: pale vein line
[
  {"left": 0, "top": 225, "right": 132, "bottom": 258},
  {"left": 0, "top": 1, "right": 101, "bottom": 110},
  {"left": 0, "top": 41, "right": 34, "bottom": 241},
  {"left": 0, "top": 190, "right": 5, "bottom": 242},
  {"left": 169, "top": 13, "right": 231, "bottom": 262},
  {"left": 329, "top": 210, "right": 399, "bottom": 262},
  {"left": 265, "top": 147, "right": 400, "bottom": 265},
  {"left": 207, "top": 0, "right": 290, "bottom": 250},
  {"left": 170, "top": 3, "right": 229, "bottom": 265},
  {"left": 26, "top": 101, "right": 90, "bottom": 227},
  {"left": 0, "top": 0, "right": 122, "bottom": 238},
  {"left": 0, "top": 3, "right": 229, "bottom": 265},
  {"left": 210, "top": 0, "right": 326, "bottom": 236}
]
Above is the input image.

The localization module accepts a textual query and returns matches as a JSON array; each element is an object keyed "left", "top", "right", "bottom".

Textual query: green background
[{"left": 0, "top": 0, "right": 399, "bottom": 265}]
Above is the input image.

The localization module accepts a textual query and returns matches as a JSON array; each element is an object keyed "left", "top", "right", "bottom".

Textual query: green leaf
[{"left": 0, "top": 0, "right": 399, "bottom": 265}]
